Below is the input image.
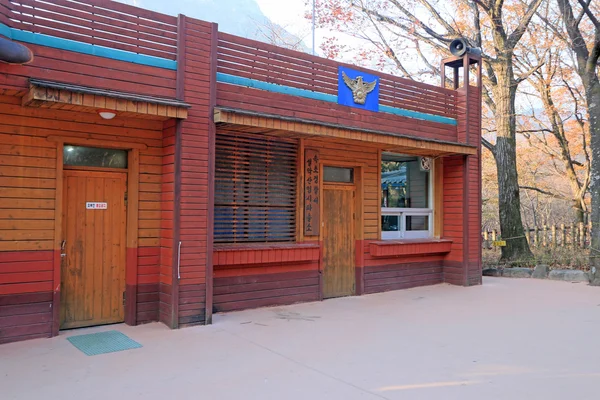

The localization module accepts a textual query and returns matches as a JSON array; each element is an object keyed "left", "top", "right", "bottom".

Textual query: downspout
[{"left": 0, "top": 35, "right": 33, "bottom": 64}]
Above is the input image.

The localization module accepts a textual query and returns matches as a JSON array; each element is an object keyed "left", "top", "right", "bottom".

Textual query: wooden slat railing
[
  {"left": 2, "top": 0, "right": 178, "bottom": 60},
  {"left": 482, "top": 222, "right": 593, "bottom": 249},
  {"left": 217, "top": 32, "right": 457, "bottom": 119}
]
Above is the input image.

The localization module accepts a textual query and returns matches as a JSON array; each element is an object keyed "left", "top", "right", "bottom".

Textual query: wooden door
[
  {"left": 322, "top": 186, "right": 355, "bottom": 298},
  {"left": 61, "top": 170, "right": 127, "bottom": 329}
]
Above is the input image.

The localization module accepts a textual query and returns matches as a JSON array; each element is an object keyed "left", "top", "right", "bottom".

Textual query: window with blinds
[{"left": 214, "top": 130, "right": 298, "bottom": 243}]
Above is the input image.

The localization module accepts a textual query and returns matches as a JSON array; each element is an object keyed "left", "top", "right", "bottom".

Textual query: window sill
[
  {"left": 369, "top": 239, "right": 452, "bottom": 258},
  {"left": 213, "top": 243, "right": 320, "bottom": 266}
]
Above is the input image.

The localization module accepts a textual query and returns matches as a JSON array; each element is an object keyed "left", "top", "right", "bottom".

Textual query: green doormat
[{"left": 67, "top": 330, "right": 142, "bottom": 356}]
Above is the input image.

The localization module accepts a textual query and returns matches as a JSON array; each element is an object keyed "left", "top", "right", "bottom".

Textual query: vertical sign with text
[{"left": 304, "top": 149, "right": 320, "bottom": 236}]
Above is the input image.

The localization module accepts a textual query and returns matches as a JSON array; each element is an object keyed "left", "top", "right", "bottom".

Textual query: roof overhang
[
  {"left": 22, "top": 79, "right": 190, "bottom": 120},
  {"left": 214, "top": 107, "right": 478, "bottom": 157}
]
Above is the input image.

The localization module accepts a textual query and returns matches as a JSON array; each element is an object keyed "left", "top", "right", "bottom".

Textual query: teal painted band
[
  {"left": 0, "top": 23, "right": 177, "bottom": 70},
  {"left": 217, "top": 72, "right": 457, "bottom": 126},
  {"left": 216, "top": 72, "right": 338, "bottom": 103},
  {"left": 0, "top": 22, "right": 10, "bottom": 39},
  {"left": 379, "top": 105, "right": 457, "bottom": 126}
]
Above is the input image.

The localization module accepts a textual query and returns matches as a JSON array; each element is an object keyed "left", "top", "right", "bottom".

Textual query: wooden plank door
[
  {"left": 61, "top": 170, "right": 127, "bottom": 329},
  {"left": 322, "top": 186, "right": 355, "bottom": 298}
]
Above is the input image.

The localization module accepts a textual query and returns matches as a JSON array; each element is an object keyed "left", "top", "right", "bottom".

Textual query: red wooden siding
[
  {"left": 213, "top": 266, "right": 319, "bottom": 312},
  {"left": 159, "top": 119, "right": 176, "bottom": 325},
  {"left": 217, "top": 32, "right": 456, "bottom": 119},
  {"left": 1, "top": 43, "right": 176, "bottom": 98},
  {"left": 176, "top": 17, "right": 215, "bottom": 327},
  {"left": 0, "top": 94, "right": 166, "bottom": 341},
  {"left": 364, "top": 261, "right": 444, "bottom": 294},
  {"left": 467, "top": 86, "right": 483, "bottom": 285},
  {"left": 441, "top": 155, "right": 465, "bottom": 284},
  {"left": 216, "top": 85, "right": 458, "bottom": 143},
  {"left": 2, "top": 0, "right": 178, "bottom": 60},
  {"left": 0, "top": 291, "right": 53, "bottom": 344}
]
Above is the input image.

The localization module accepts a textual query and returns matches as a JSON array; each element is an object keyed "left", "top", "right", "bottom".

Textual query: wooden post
[
  {"left": 492, "top": 229, "right": 497, "bottom": 251},
  {"left": 551, "top": 225, "right": 556, "bottom": 248},
  {"left": 542, "top": 224, "right": 548, "bottom": 247},
  {"left": 571, "top": 224, "right": 576, "bottom": 247},
  {"left": 560, "top": 223, "right": 565, "bottom": 247},
  {"left": 483, "top": 230, "right": 489, "bottom": 249},
  {"left": 525, "top": 226, "right": 530, "bottom": 245},
  {"left": 534, "top": 226, "right": 538, "bottom": 248},
  {"left": 579, "top": 222, "right": 585, "bottom": 248}
]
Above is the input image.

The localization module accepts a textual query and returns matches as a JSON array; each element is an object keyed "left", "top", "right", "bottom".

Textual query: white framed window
[{"left": 381, "top": 153, "right": 433, "bottom": 240}]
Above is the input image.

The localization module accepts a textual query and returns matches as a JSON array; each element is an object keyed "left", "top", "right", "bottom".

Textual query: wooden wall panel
[
  {"left": 0, "top": 291, "right": 53, "bottom": 344},
  {"left": 364, "top": 260, "right": 444, "bottom": 294},
  {"left": 304, "top": 137, "right": 380, "bottom": 240},
  {"left": 213, "top": 267, "right": 319, "bottom": 313},
  {"left": 0, "top": 98, "right": 165, "bottom": 340},
  {"left": 442, "top": 155, "right": 466, "bottom": 285},
  {"left": 176, "top": 18, "right": 214, "bottom": 327},
  {"left": 467, "top": 87, "right": 482, "bottom": 285},
  {"left": 0, "top": 44, "right": 176, "bottom": 98},
  {"left": 216, "top": 84, "right": 458, "bottom": 143}
]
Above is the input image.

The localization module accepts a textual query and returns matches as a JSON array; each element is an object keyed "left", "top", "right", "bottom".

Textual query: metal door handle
[
  {"left": 177, "top": 241, "right": 182, "bottom": 280},
  {"left": 60, "top": 240, "right": 66, "bottom": 257}
]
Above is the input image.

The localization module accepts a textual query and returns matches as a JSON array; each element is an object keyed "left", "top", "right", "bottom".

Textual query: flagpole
[{"left": 312, "top": 0, "right": 316, "bottom": 55}]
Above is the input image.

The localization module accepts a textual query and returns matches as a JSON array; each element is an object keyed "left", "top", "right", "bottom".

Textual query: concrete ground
[{"left": 1, "top": 277, "right": 599, "bottom": 400}]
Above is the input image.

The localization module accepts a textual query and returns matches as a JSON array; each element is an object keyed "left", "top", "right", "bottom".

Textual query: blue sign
[{"left": 337, "top": 66, "right": 380, "bottom": 112}]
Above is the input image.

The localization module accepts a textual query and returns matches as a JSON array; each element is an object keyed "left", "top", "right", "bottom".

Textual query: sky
[
  {"left": 255, "top": 0, "right": 317, "bottom": 47},
  {"left": 120, "top": 0, "right": 321, "bottom": 53}
]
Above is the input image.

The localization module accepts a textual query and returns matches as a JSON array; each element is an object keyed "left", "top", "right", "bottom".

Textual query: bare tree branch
[{"left": 520, "top": 186, "right": 570, "bottom": 201}]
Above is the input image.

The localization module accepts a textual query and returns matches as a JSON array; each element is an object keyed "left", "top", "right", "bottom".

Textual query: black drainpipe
[{"left": 0, "top": 35, "right": 33, "bottom": 64}]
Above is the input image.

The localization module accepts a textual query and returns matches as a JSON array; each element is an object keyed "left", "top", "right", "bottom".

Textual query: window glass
[
  {"left": 381, "top": 153, "right": 433, "bottom": 239},
  {"left": 63, "top": 145, "right": 127, "bottom": 168},
  {"left": 381, "top": 157, "right": 428, "bottom": 208},
  {"left": 382, "top": 215, "right": 399, "bottom": 232},
  {"left": 406, "top": 215, "right": 429, "bottom": 231},
  {"left": 324, "top": 166, "right": 353, "bottom": 183}
]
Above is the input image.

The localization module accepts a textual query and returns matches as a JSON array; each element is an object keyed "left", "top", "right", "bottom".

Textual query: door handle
[{"left": 60, "top": 240, "right": 66, "bottom": 257}]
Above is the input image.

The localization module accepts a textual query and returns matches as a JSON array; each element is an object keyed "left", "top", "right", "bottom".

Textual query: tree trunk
[
  {"left": 574, "top": 200, "right": 585, "bottom": 224},
  {"left": 493, "top": 68, "right": 534, "bottom": 262},
  {"left": 586, "top": 76, "right": 600, "bottom": 285}
]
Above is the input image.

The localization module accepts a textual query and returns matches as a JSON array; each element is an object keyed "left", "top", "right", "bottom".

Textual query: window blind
[{"left": 214, "top": 130, "right": 297, "bottom": 243}]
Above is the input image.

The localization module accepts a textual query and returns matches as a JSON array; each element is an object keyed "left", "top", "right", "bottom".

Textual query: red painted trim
[
  {"left": 369, "top": 239, "right": 453, "bottom": 257},
  {"left": 205, "top": 22, "right": 219, "bottom": 325},
  {"left": 213, "top": 244, "right": 320, "bottom": 266},
  {"left": 125, "top": 247, "right": 138, "bottom": 325},
  {"left": 354, "top": 240, "right": 364, "bottom": 295}
]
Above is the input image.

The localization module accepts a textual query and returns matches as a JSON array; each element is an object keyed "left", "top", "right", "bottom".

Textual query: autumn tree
[
  {"left": 549, "top": 0, "right": 600, "bottom": 285},
  {"left": 311, "top": 0, "right": 543, "bottom": 261},
  {"left": 517, "top": 10, "right": 591, "bottom": 223}
]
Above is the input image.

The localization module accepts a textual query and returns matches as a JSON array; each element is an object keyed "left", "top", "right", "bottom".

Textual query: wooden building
[{"left": 0, "top": 0, "right": 481, "bottom": 344}]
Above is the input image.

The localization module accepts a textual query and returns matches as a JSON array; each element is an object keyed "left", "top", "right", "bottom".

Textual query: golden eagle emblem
[{"left": 342, "top": 71, "right": 377, "bottom": 104}]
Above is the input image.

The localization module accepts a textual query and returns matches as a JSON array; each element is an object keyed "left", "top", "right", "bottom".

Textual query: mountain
[{"left": 117, "top": 0, "right": 309, "bottom": 51}]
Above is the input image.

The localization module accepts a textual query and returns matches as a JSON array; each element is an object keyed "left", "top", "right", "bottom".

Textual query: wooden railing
[
  {"left": 217, "top": 32, "right": 457, "bottom": 119},
  {"left": 1, "top": 0, "right": 178, "bottom": 60},
  {"left": 482, "top": 223, "right": 593, "bottom": 249}
]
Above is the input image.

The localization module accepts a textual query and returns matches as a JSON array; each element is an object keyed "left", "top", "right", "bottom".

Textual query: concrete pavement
[{"left": 1, "top": 277, "right": 599, "bottom": 399}]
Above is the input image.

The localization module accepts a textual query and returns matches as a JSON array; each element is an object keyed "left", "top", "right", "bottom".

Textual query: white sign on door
[{"left": 86, "top": 202, "right": 108, "bottom": 210}]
